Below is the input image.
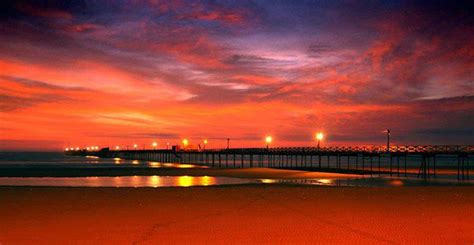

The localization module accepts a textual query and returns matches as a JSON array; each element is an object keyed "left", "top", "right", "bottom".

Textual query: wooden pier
[{"left": 67, "top": 145, "right": 473, "bottom": 180}]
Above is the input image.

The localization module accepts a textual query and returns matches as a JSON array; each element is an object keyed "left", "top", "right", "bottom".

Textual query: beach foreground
[{"left": 1, "top": 185, "right": 473, "bottom": 244}]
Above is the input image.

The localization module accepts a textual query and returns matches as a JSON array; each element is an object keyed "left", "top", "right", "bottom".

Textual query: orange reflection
[
  {"left": 318, "top": 179, "right": 333, "bottom": 185},
  {"left": 148, "top": 161, "right": 161, "bottom": 167},
  {"left": 87, "top": 176, "right": 100, "bottom": 187},
  {"left": 131, "top": 175, "right": 140, "bottom": 187},
  {"left": 113, "top": 176, "right": 122, "bottom": 186},
  {"left": 149, "top": 175, "right": 161, "bottom": 188},
  {"left": 161, "top": 163, "right": 197, "bottom": 168},
  {"left": 132, "top": 160, "right": 139, "bottom": 164},
  {"left": 201, "top": 176, "right": 216, "bottom": 186},
  {"left": 178, "top": 176, "right": 193, "bottom": 187},
  {"left": 261, "top": 179, "right": 276, "bottom": 184},
  {"left": 390, "top": 179, "right": 404, "bottom": 187}
]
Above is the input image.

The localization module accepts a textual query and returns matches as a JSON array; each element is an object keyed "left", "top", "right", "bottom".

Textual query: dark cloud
[
  {"left": 307, "top": 44, "right": 333, "bottom": 58},
  {"left": 0, "top": 76, "right": 91, "bottom": 111},
  {"left": 225, "top": 54, "right": 290, "bottom": 66},
  {"left": 88, "top": 132, "right": 181, "bottom": 139},
  {"left": 1, "top": 75, "right": 90, "bottom": 91},
  {"left": 414, "top": 128, "right": 473, "bottom": 136},
  {"left": 0, "top": 94, "right": 69, "bottom": 112},
  {"left": 0, "top": 139, "right": 63, "bottom": 151}
]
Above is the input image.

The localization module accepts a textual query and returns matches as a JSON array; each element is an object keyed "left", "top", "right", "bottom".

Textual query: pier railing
[{"left": 162, "top": 145, "right": 473, "bottom": 154}]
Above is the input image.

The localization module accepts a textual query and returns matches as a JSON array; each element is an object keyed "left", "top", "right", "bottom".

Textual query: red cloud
[
  {"left": 174, "top": 2, "right": 249, "bottom": 26},
  {"left": 64, "top": 23, "right": 100, "bottom": 33},
  {"left": 178, "top": 10, "right": 245, "bottom": 25}
]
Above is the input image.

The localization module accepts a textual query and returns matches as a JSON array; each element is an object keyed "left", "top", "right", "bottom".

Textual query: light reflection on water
[
  {"left": 258, "top": 178, "right": 336, "bottom": 186},
  {"left": 0, "top": 176, "right": 471, "bottom": 188},
  {"left": 0, "top": 176, "right": 248, "bottom": 187},
  {"left": 147, "top": 161, "right": 206, "bottom": 169},
  {"left": 257, "top": 177, "right": 474, "bottom": 187}
]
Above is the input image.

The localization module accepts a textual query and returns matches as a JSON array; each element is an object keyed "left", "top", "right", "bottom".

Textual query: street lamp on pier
[
  {"left": 386, "top": 129, "right": 391, "bottom": 152},
  {"left": 316, "top": 132, "right": 324, "bottom": 149},
  {"left": 182, "top": 139, "right": 189, "bottom": 148},
  {"left": 265, "top": 136, "right": 272, "bottom": 149}
]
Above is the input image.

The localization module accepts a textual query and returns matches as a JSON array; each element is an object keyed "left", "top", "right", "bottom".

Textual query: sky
[{"left": 0, "top": 0, "right": 473, "bottom": 151}]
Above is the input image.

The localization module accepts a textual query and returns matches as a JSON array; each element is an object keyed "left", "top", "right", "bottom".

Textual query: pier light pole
[
  {"left": 386, "top": 129, "right": 391, "bottom": 153},
  {"left": 152, "top": 142, "right": 158, "bottom": 149},
  {"left": 227, "top": 138, "right": 230, "bottom": 149},
  {"left": 203, "top": 139, "right": 208, "bottom": 150},
  {"left": 133, "top": 144, "right": 138, "bottom": 150},
  {"left": 316, "top": 132, "right": 324, "bottom": 149},
  {"left": 166, "top": 142, "right": 170, "bottom": 150},
  {"left": 265, "top": 136, "right": 272, "bottom": 150}
]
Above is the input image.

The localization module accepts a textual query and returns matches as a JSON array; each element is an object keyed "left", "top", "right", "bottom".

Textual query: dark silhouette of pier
[{"left": 67, "top": 145, "right": 473, "bottom": 180}]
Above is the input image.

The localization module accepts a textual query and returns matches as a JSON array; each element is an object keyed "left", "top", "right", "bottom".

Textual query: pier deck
[{"left": 67, "top": 145, "right": 473, "bottom": 180}]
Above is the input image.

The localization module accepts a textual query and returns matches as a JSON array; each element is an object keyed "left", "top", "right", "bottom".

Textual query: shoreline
[{"left": 0, "top": 166, "right": 363, "bottom": 178}]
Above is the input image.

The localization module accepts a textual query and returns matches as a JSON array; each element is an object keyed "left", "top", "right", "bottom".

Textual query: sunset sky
[{"left": 0, "top": 0, "right": 473, "bottom": 151}]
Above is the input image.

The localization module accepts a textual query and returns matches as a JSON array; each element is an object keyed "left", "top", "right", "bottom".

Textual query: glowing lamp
[
  {"left": 152, "top": 142, "right": 158, "bottom": 148},
  {"left": 265, "top": 136, "right": 272, "bottom": 144},
  {"left": 316, "top": 132, "right": 324, "bottom": 141},
  {"left": 182, "top": 139, "right": 189, "bottom": 146}
]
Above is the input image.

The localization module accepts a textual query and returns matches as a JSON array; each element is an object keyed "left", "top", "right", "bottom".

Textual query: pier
[{"left": 67, "top": 145, "right": 473, "bottom": 180}]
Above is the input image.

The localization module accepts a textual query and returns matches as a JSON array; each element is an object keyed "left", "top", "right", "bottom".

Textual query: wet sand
[{"left": 1, "top": 185, "right": 473, "bottom": 244}]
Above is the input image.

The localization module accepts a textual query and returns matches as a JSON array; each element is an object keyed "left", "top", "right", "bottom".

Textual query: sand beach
[{"left": 1, "top": 183, "right": 473, "bottom": 244}]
